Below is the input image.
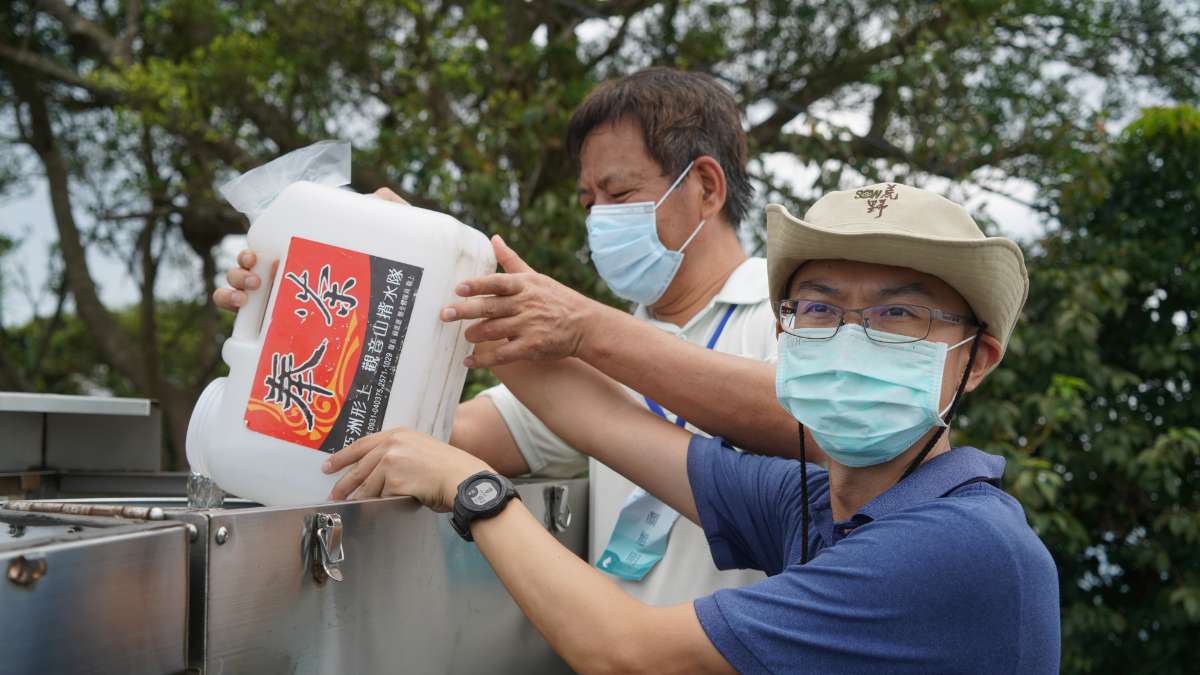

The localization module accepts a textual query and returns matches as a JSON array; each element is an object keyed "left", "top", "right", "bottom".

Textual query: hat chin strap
[{"left": 899, "top": 324, "right": 986, "bottom": 481}]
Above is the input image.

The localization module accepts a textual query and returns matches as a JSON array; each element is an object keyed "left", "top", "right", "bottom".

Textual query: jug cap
[{"left": 219, "top": 140, "right": 351, "bottom": 221}]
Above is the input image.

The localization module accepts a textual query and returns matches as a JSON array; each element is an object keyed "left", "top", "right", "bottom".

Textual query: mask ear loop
[
  {"left": 899, "top": 324, "right": 987, "bottom": 481},
  {"left": 654, "top": 160, "right": 697, "bottom": 209},
  {"left": 799, "top": 422, "right": 811, "bottom": 565},
  {"left": 676, "top": 219, "right": 707, "bottom": 253}
]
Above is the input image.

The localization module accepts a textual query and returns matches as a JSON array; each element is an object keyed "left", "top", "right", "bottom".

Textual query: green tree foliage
[{"left": 960, "top": 106, "right": 1200, "bottom": 672}]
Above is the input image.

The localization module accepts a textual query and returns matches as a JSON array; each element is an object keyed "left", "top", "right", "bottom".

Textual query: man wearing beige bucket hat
[{"left": 321, "top": 183, "right": 1061, "bottom": 673}]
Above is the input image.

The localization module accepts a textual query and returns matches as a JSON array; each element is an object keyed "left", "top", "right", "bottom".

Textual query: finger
[
  {"left": 226, "top": 267, "right": 260, "bottom": 291},
  {"left": 212, "top": 287, "right": 246, "bottom": 311},
  {"left": 463, "top": 316, "right": 525, "bottom": 344},
  {"left": 328, "top": 446, "right": 388, "bottom": 500},
  {"left": 349, "top": 461, "right": 390, "bottom": 501},
  {"left": 323, "top": 431, "right": 389, "bottom": 473},
  {"left": 452, "top": 273, "right": 524, "bottom": 300},
  {"left": 237, "top": 250, "right": 257, "bottom": 271},
  {"left": 492, "top": 235, "right": 534, "bottom": 274},
  {"left": 371, "top": 187, "right": 411, "bottom": 205},
  {"left": 441, "top": 295, "right": 520, "bottom": 322},
  {"left": 464, "top": 337, "right": 537, "bottom": 368}
]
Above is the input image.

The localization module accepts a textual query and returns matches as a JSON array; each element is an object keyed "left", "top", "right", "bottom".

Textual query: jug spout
[{"left": 187, "top": 471, "right": 225, "bottom": 509}]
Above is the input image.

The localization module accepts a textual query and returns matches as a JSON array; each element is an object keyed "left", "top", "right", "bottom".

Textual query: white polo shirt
[{"left": 479, "top": 257, "right": 777, "bottom": 605}]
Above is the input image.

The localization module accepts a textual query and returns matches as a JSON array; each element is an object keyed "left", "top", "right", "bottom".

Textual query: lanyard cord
[{"left": 644, "top": 304, "right": 737, "bottom": 427}]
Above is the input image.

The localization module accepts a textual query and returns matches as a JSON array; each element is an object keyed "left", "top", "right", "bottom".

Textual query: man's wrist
[
  {"left": 443, "top": 461, "right": 492, "bottom": 510},
  {"left": 574, "top": 300, "right": 622, "bottom": 363}
]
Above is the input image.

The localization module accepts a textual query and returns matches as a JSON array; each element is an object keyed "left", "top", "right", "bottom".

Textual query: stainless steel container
[
  {"left": 2, "top": 479, "right": 585, "bottom": 674},
  {"left": 2, "top": 393, "right": 588, "bottom": 673}
]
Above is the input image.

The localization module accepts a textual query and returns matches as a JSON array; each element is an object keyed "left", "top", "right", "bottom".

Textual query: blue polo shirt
[{"left": 688, "top": 435, "right": 1060, "bottom": 674}]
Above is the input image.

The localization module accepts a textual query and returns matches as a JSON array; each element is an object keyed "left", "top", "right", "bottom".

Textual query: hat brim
[{"left": 766, "top": 204, "right": 1029, "bottom": 355}]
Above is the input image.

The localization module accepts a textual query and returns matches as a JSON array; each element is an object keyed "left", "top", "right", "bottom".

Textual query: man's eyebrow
[
  {"left": 877, "top": 282, "right": 935, "bottom": 300},
  {"left": 577, "top": 171, "right": 639, "bottom": 196},
  {"left": 791, "top": 280, "right": 841, "bottom": 297}
]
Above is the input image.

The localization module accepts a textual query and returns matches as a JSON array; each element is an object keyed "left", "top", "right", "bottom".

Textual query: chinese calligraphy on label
[{"left": 244, "top": 237, "right": 423, "bottom": 453}]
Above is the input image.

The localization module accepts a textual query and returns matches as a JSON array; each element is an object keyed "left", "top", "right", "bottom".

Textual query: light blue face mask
[
  {"left": 586, "top": 160, "right": 706, "bottom": 305},
  {"left": 775, "top": 325, "right": 974, "bottom": 467}
]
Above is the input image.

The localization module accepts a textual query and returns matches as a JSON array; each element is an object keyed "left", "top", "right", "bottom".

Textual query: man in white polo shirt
[{"left": 216, "top": 68, "right": 814, "bottom": 605}]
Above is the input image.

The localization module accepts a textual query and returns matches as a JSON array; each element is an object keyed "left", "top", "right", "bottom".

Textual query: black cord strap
[
  {"left": 799, "top": 422, "right": 810, "bottom": 565},
  {"left": 899, "top": 325, "right": 986, "bottom": 481}
]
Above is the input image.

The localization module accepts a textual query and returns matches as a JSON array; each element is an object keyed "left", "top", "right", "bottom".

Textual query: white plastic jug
[{"left": 187, "top": 141, "right": 495, "bottom": 506}]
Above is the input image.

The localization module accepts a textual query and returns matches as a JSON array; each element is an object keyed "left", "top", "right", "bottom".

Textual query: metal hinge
[{"left": 543, "top": 484, "right": 572, "bottom": 533}]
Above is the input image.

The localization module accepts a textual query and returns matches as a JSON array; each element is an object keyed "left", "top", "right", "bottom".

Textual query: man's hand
[
  {"left": 444, "top": 235, "right": 601, "bottom": 368},
  {"left": 212, "top": 188, "right": 410, "bottom": 312},
  {"left": 321, "top": 427, "right": 490, "bottom": 510}
]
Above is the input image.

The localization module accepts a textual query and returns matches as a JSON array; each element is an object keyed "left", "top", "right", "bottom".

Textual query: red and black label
[{"left": 245, "top": 237, "right": 423, "bottom": 453}]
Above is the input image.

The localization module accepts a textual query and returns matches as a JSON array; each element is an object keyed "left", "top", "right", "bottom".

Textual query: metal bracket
[
  {"left": 542, "top": 485, "right": 572, "bottom": 533},
  {"left": 307, "top": 512, "right": 345, "bottom": 584}
]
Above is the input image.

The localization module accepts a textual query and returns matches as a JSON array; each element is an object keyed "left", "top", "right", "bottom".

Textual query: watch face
[{"left": 466, "top": 479, "right": 500, "bottom": 508}]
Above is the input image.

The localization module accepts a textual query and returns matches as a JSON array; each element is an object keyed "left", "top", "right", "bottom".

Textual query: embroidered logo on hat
[{"left": 853, "top": 183, "right": 900, "bottom": 219}]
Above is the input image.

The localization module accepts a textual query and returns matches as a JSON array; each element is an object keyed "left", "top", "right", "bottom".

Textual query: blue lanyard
[{"left": 643, "top": 304, "right": 737, "bottom": 428}]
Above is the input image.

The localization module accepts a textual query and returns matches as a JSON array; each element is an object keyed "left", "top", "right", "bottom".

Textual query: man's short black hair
[{"left": 566, "top": 67, "right": 754, "bottom": 228}]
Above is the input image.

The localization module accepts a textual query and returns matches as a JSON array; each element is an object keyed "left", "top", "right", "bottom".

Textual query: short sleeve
[
  {"left": 687, "top": 435, "right": 821, "bottom": 575},
  {"left": 692, "top": 501, "right": 1032, "bottom": 675},
  {"left": 477, "top": 384, "right": 587, "bottom": 478}
]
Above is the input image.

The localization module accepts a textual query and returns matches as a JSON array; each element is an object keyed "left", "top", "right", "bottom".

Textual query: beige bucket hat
[{"left": 766, "top": 183, "right": 1029, "bottom": 355}]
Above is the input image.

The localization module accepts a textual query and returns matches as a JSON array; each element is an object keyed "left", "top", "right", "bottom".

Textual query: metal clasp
[
  {"left": 543, "top": 485, "right": 572, "bottom": 533},
  {"left": 309, "top": 512, "right": 345, "bottom": 584}
]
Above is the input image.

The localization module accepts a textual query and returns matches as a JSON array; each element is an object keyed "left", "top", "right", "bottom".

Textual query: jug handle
[{"left": 231, "top": 255, "right": 277, "bottom": 342}]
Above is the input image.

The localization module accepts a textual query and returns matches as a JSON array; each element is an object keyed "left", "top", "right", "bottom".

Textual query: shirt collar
[
  {"left": 855, "top": 447, "right": 1006, "bottom": 523},
  {"left": 713, "top": 257, "right": 770, "bottom": 305},
  {"left": 634, "top": 257, "right": 770, "bottom": 327}
]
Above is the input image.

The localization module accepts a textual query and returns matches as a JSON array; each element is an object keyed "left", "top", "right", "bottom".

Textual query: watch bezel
[{"left": 451, "top": 471, "right": 519, "bottom": 542}]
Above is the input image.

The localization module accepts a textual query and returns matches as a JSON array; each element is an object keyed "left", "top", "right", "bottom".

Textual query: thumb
[{"left": 492, "top": 235, "right": 534, "bottom": 274}]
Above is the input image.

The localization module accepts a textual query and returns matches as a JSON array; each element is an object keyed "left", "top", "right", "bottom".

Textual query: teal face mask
[
  {"left": 586, "top": 160, "right": 706, "bottom": 305},
  {"left": 775, "top": 325, "right": 973, "bottom": 467}
]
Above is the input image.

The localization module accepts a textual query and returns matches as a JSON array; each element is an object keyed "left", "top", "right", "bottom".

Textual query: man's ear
[
  {"left": 693, "top": 155, "right": 727, "bottom": 223},
  {"left": 963, "top": 333, "right": 1003, "bottom": 393}
]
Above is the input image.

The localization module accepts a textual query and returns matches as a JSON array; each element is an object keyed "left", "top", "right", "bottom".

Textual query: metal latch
[
  {"left": 543, "top": 485, "right": 572, "bottom": 533},
  {"left": 307, "top": 512, "right": 345, "bottom": 584}
]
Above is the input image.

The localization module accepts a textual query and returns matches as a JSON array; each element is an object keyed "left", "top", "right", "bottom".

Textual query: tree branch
[
  {"left": 37, "top": 0, "right": 129, "bottom": 65},
  {"left": 0, "top": 40, "right": 117, "bottom": 98},
  {"left": 12, "top": 72, "right": 149, "bottom": 389},
  {"left": 749, "top": 9, "right": 958, "bottom": 148}
]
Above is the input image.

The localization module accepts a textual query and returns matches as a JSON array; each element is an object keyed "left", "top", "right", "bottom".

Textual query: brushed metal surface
[
  {"left": 0, "top": 522, "right": 189, "bottom": 675},
  {"left": 0, "top": 392, "right": 152, "bottom": 416},
  {"left": 201, "top": 480, "right": 587, "bottom": 674},
  {"left": 0, "top": 411, "right": 42, "bottom": 471},
  {"left": 46, "top": 409, "right": 163, "bottom": 472}
]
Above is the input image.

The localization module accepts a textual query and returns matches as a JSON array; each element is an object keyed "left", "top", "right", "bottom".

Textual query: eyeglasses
[{"left": 777, "top": 299, "right": 977, "bottom": 344}]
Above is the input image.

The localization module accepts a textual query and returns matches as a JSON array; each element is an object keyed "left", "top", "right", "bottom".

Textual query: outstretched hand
[{"left": 442, "top": 235, "right": 601, "bottom": 368}]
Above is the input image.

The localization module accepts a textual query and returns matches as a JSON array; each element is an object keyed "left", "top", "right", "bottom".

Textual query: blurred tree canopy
[
  {"left": 960, "top": 104, "right": 1200, "bottom": 672},
  {"left": 0, "top": 1, "right": 1197, "bottom": 670}
]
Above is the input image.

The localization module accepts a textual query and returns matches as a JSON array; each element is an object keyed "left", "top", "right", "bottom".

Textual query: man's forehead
[{"left": 576, "top": 168, "right": 645, "bottom": 193}]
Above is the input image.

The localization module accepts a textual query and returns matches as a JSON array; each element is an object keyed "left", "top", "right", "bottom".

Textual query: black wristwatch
[{"left": 450, "top": 471, "right": 520, "bottom": 542}]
